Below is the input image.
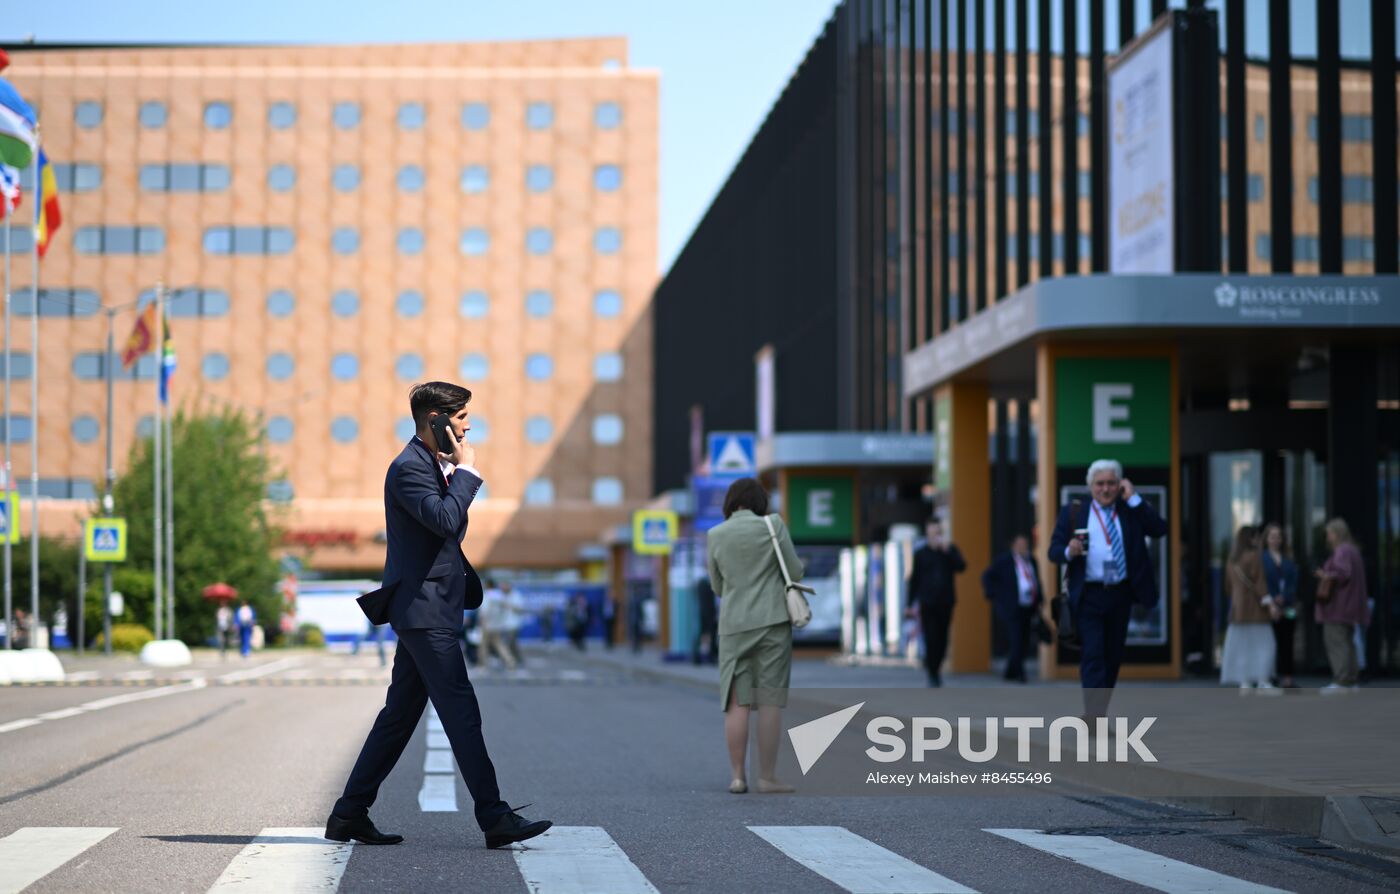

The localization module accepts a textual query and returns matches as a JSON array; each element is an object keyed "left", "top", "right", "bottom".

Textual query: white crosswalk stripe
[
  {"left": 511, "top": 826, "right": 660, "bottom": 894},
  {"left": 205, "top": 827, "right": 353, "bottom": 893},
  {"left": 0, "top": 827, "right": 117, "bottom": 894},
  {"left": 985, "top": 829, "right": 1292, "bottom": 894},
  {"left": 418, "top": 774, "right": 458, "bottom": 812},
  {"left": 750, "top": 826, "right": 978, "bottom": 894}
]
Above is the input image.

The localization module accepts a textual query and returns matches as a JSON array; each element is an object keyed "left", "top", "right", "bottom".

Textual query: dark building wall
[{"left": 652, "top": 16, "right": 844, "bottom": 494}]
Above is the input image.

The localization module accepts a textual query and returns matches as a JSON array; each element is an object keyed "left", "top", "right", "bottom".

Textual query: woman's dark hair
[
  {"left": 722, "top": 477, "right": 769, "bottom": 519},
  {"left": 410, "top": 381, "right": 472, "bottom": 425}
]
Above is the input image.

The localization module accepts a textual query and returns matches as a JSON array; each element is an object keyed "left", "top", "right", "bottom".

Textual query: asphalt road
[{"left": 2, "top": 649, "right": 1398, "bottom": 893}]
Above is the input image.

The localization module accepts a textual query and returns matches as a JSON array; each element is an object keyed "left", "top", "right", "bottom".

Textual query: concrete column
[{"left": 940, "top": 381, "right": 992, "bottom": 673}]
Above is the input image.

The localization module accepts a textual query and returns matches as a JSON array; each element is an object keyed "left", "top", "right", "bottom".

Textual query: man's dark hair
[
  {"left": 410, "top": 381, "right": 472, "bottom": 425},
  {"left": 722, "top": 477, "right": 769, "bottom": 519}
]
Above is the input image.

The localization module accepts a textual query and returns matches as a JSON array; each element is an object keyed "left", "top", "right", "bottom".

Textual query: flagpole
[
  {"left": 3, "top": 209, "right": 13, "bottom": 650},
  {"left": 164, "top": 365, "right": 174, "bottom": 640},
  {"left": 28, "top": 140, "right": 39, "bottom": 646},
  {"left": 152, "top": 285, "right": 163, "bottom": 641}
]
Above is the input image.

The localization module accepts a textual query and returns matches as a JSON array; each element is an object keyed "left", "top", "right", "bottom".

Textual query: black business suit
[
  {"left": 334, "top": 437, "right": 510, "bottom": 832},
  {"left": 982, "top": 552, "right": 1042, "bottom": 681},
  {"left": 1048, "top": 495, "right": 1167, "bottom": 711}
]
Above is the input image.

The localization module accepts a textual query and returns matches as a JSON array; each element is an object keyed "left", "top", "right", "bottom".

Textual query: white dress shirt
[
  {"left": 1013, "top": 553, "right": 1037, "bottom": 606},
  {"left": 1070, "top": 493, "right": 1142, "bottom": 583},
  {"left": 413, "top": 436, "right": 483, "bottom": 485}
]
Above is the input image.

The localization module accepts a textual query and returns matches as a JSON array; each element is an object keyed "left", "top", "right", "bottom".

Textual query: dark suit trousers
[
  {"left": 1077, "top": 582, "right": 1132, "bottom": 716},
  {"left": 1000, "top": 605, "right": 1035, "bottom": 680},
  {"left": 334, "top": 627, "right": 510, "bottom": 831},
  {"left": 920, "top": 603, "right": 953, "bottom": 679}
]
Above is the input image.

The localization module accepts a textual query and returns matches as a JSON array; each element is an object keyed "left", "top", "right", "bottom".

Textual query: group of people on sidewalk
[{"left": 1221, "top": 517, "right": 1371, "bottom": 693}]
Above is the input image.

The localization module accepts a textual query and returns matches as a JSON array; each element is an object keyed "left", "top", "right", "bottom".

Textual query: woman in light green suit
[{"left": 705, "top": 478, "right": 804, "bottom": 794}]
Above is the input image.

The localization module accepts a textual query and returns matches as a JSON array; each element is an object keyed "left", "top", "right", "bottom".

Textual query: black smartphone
[{"left": 428, "top": 414, "right": 456, "bottom": 454}]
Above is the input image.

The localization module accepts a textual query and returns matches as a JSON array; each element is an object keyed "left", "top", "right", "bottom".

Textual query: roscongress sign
[{"left": 1212, "top": 281, "right": 1384, "bottom": 321}]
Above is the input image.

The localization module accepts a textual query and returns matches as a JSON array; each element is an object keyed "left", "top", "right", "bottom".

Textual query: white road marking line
[
  {"left": 424, "top": 750, "right": 455, "bottom": 773},
  {"left": 418, "top": 774, "right": 458, "bottom": 812},
  {"left": 985, "top": 829, "right": 1291, "bottom": 894},
  {"left": 0, "top": 718, "right": 43, "bottom": 733},
  {"left": 117, "top": 669, "right": 155, "bottom": 681},
  {"left": 81, "top": 679, "right": 207, "bottom": 711},
  {"left": 427, "top": 713, "right": 443, "bottom": 732},
  {"left": 206, "top": 827, "right": 353, "bottom": 894},
  {"left": 37, "top": 707, "right": 88, "bottom": 720},
  {"left": 0, "top": 827, "right": 118, "bottom": 894},
  {"left": 64, "top": 670, "right": 100, "bottom": 682},
  {"left": 511, "top": 826, "right": 660, "bottom": 894},
  {"left": 749, "top": 826, "right": 978, "bottom": 894},
  {"left": 427, "top": 729, "right": 449, "bottom": 749},
  {"left": 558, "top": 669, "right": 587, "bottom": 681},
  {"left": 216, "top": 657, "right": 302, "bottom": 683}
]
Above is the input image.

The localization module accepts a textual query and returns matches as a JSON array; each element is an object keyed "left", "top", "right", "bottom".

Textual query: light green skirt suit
[{"left": 706, "top": 509, "right": 805, "bottom": 711}]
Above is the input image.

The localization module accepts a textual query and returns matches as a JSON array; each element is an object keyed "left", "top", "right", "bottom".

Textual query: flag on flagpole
[
  {"left": 160, "top": 317, "right": 176, "bottom": 404},
  {"left": 122, "top": 303, "right": 158, "bottom": 369},
  {"left": 0, "top": 77, "right": 36, "bottom": 170},
  {"left": 34, "top": 150, "right": 60, "bottom": 257},
  {"left": 0, "top": 162, "right": 20, "bottom": 219}
]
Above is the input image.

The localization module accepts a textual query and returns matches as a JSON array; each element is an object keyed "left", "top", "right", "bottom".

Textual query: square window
[{"left": 526, "top": 102, "right": 554, "bottom": 130}]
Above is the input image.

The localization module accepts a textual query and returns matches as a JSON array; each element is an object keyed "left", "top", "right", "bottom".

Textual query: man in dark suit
[
  {"left": 326, "top": 382, "right": 551, "bottom": 849},
  {"left": 904, "top": 519, "right": 966, "bottom": 687},
  {"left": 982, "top": 533, "right": 1041, "bottom": 683},
  {"left": 1048, "top": 459, "right": 1168, "bottom": 717}
]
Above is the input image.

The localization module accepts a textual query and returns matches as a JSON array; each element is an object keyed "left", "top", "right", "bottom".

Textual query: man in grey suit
[{"left": 326, "top": 382, "right": 551, "bottom": 849}]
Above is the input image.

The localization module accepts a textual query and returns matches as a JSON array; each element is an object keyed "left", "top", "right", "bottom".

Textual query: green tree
[
  {"left": 110, "top": 408, "right": 283, "bottom": 644},
  {"left": 9, "top": 536, "right": 82, "bottom": 644}
]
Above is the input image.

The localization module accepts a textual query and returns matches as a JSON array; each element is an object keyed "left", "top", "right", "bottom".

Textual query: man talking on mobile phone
[{"left": 326, "top": 381, "right": 552, "bottom": 849}]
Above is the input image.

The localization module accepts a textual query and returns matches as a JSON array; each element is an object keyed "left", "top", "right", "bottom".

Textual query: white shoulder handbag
[{"left": 763, "top": 514, "right": 814, "bottom": 628}]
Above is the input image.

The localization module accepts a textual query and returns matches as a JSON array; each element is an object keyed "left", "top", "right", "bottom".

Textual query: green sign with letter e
[{"left": 1055, "top": 357, "right": 1171, "bottom": 467}]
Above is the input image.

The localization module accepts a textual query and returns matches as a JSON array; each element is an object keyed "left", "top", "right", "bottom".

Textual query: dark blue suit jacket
[
  {"left": 1047, "top": 496, "right": 1167, "bottom": 609},
  {"left": 982, "top": 552, "right": 1042, "bottom": 617},
  {"left": 383, "top": 438, "right": 484, "bottom": 630}
]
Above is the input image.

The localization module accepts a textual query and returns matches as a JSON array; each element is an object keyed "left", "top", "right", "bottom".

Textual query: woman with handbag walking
[
  {"left": 1315, "top": 517, "right": 1369, "bottom": 693},
  {"left": 705, "top": 477, "right": 812, "bottom": 795}
]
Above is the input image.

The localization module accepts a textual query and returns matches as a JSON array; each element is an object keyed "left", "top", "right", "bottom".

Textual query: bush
[
  {"left": 95, "top": 623, "right": 155, "bottom": 653},
  {"left": 296, "top": 623, "right": 325, "bottom": 648}
]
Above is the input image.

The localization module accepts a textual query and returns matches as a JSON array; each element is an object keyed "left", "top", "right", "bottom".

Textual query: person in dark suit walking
[
  {"left": 904, "top": 519, "right": 966, "bottom": 686},
  {"left": 982, "top": 534, "right": 1042, "bottom": 682},
  {"left": 1048, "top": 459, "right": 1168, "bottom": 718},
  {"left": 326, "top": 382, "right": 551, "bottom": 850}
]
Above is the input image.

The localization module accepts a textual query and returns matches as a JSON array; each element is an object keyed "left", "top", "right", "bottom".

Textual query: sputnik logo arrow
[{"left": 787, "top": 702, "right": 864, "bottom": 775}]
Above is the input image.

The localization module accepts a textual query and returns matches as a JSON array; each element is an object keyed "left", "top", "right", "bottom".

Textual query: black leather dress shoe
[
  {"left": 484, "top": 809, "right": 553, "bottom": 849},
  {"left": 325, "top": 813, "right": 404, "bottom": 845}
]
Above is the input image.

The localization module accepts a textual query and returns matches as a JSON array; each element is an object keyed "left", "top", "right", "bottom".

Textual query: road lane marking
[
  {"left": 81, "top": 679, "right": 207, "bottom": 711},
  {"left": 418, "top": 774, "right": 458, "bottom": 812},
  {"left": 427, "top": 729, "right": 449, "bottom": 748},
  {"left": 63, "top": 671, "right": 100, "bottom": 682},
  {"left": 117, "top": 670, "right": 155, "bottom": 681},
  {"left": 511, "top": 826, "right": 659, "bottom": 893},
  {"left": 37, "top": 707, "right": 88, "bottom": 720},
  {"left": 427, "top": 710, "right": 443, "bottom": 732},
  {"left": 216, "top": 657, "right": 302, "bottom": 683},
  {"left": 750, "top": 826, "right": 978, "bottom": 893},
  {"left": 985, "top": 829, "right": 1290, "bottom": 894},
  {"left": 0, "top": 718, "right": 43, "bottom": 733},
  {"left": 424, "top": 750, "right": 455, "bottom": 773},
  {"left": 206, "top": 827, "right": 352, "bottom": 893},
  {"left": 0, "top": 826, "right": 117, "bottom": 894}
]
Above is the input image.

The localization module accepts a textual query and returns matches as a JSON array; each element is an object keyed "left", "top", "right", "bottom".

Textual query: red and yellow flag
[
  {"left": 34, "top": 149, "right": 60, "bottom": 258},
  {"left": 121, "top": 303, "right": 157, "bottom": 369}
]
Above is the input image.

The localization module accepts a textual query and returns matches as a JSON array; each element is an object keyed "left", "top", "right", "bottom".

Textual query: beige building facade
[{"left": 5, "top": 38, "right": 657, "bottom": 571}]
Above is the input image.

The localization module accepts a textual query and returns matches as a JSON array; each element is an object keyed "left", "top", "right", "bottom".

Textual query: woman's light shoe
[
  {"left": 756, "top": 778, "right": 795, "bottom": 794},
  {"left": 728, "top": 778, "right": 748, "bottom": 794}
]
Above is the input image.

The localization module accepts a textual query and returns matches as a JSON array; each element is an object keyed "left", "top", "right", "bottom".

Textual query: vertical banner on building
[
  {"left": 755, "top": 344, "right": 775, "bottom": 443},
  {"left": 933, "top": 390, "right": 951, "bottom": 492},
  {"left": 1108, "top": 17, "right": 1175, "bottom": 273}
]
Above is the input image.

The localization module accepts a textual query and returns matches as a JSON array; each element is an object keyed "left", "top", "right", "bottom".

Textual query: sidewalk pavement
[{"left": 559, "top": 642, "right": 1400, "bottom": 862}]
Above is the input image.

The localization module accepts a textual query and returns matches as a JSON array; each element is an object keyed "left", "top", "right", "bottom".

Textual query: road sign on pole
[
  {"left": 84, "top": 517, "right": 128, "bottom": 563},
  {"left": 0, "top": 492, "right": 18, "bottom": 544},
  {"left": 632, "top": 510, "right": 678, "bottom": 556},
  {"left": 707, "top": 432, "right": 756, "bottom": 476}
]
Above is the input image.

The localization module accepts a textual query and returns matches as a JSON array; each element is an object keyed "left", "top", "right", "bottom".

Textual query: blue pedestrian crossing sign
[
  {"left": 707, "top": 432, "right": 756, "bottom": 476},
  {"left": 84, "top": 517, "right": 128, "bottom": 563},
  {"left": 0, "top": 492, "right": 17, "bottom": 544}
]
